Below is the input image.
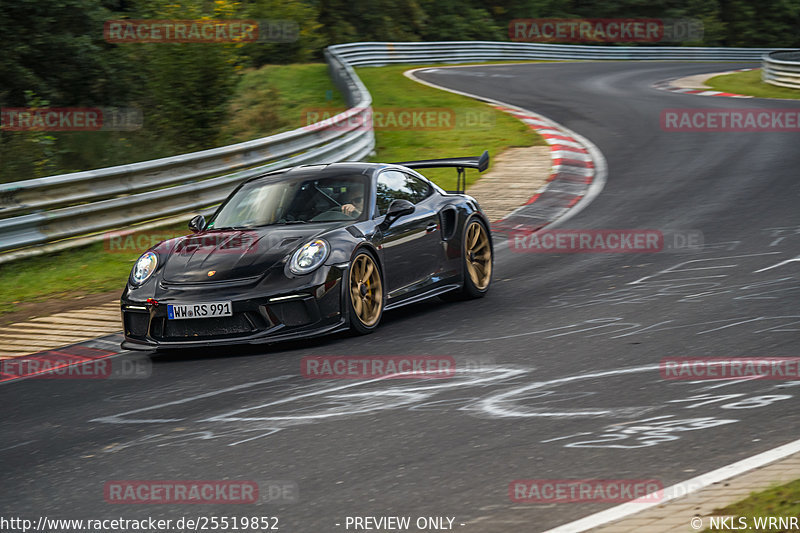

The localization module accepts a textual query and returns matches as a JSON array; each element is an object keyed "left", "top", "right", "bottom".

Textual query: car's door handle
[{"left": 426, "top": 222, "right": 438, "bottom": 233}]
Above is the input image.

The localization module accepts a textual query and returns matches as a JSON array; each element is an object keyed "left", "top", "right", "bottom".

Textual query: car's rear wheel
[
  {"left": 348, "top": 250, "right": 384, "bottom": 334},
  {"left": 441, "top": 218, "right": 492, "bottom": 300}
]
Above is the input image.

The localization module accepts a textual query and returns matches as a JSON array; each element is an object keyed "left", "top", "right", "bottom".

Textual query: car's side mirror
[
  {"left": 382, "top": 199, "right": 415, "bottom": 226},
  {"left": 188, "top": 214, "right": 206, "bottom": 233}
]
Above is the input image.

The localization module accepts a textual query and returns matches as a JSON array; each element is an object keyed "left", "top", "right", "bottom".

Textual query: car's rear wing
[{"left": 393, "top": 150, "right": 489, "bottom": 194}]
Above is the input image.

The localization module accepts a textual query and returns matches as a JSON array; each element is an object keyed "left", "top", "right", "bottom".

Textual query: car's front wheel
[{"left": 348, "top": 249, "right": 384, "bottom": 334}]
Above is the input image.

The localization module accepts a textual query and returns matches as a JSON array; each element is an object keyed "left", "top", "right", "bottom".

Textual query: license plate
[{"left": 167, "top": 302, "right": 232, "bottom": 320}]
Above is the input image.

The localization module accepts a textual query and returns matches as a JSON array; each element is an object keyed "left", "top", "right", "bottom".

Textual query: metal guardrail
[
  {"left": 762, "top": 50, "right": 800, "bottom": 90},
  {"left": 328, "top": 41, "right": 775, "bottom": 66},
  {"left": 0, "top": 41, "right": 783, "bottom": 261},
  {"left": 0, "top": 47, "right": 374, "bottom": 257}
]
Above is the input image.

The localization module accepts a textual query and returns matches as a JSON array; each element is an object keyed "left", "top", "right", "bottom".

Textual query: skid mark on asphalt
[
  {"left": 425, "top": 247, "right": 800, "bottom": 343},
  {"left": 0, "top": 302, "right": 120, "bottom": 358}
]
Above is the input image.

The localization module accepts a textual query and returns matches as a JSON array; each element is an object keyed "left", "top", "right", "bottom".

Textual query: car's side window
[
  {"left": 375, "top": 170, "right": 432, "bottom": 216},
  {"left": 404, "top": 173, "right": 432, "bottom": 203}
]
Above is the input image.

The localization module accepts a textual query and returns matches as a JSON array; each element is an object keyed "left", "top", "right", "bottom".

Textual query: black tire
[
  {"left": 441, "top": 217, "right": 493, "bottom": 301},
  {"left": 347, "top": 249, "right": 385, "bottom": 334}
]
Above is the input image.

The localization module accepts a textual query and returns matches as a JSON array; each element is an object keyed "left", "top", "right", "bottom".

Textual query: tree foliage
[{"left": 1, "top": 0, "right": 798, "bottom": 181}]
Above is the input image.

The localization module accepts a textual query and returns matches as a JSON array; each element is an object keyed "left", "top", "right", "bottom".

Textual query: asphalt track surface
[{"left": 2, "top": 62, "right": 800, "bottom": 532}]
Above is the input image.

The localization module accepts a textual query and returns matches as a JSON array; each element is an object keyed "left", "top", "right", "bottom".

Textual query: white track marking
[
  {"left": 755, "top": 254, "right": 800, "bottom": 272},
  {"left": 479, "top": 364, "right": 661, "bottom": 418},
  {"left": 90, "top": 376, "right": 294, "bottom": 424},
  {"left": 544, "top": 436, "right": 800, "bottom": 533}
]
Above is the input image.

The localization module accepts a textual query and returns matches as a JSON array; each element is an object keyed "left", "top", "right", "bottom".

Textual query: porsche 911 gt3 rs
[{"left": 120, "top": 151, "right": 493, "bottom": 350}]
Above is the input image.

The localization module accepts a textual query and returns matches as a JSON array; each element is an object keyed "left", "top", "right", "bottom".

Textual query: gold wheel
[
  {"left": 349, "top": 253, "right": 383, "bottom": 327},
  {"left": 465, "top": 221, "right": 492, "bottom": 290}
]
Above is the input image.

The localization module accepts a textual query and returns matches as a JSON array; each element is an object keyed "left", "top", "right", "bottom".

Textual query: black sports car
[{"left": 120, "top": 152, "right": 493, "bottom": 350}]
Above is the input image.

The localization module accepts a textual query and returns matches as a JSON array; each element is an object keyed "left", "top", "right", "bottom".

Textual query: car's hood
[{"left": 160, "top": 225, "right": 332, "bottom": 283}]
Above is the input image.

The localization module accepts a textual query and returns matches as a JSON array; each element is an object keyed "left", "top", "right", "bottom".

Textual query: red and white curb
[
  {"left": 653, "top": 68, "right": 755, "bottom": 98},
  {"left": 492, "top": 106, "right": 595, "bottom": 178},
  {"left": 481, "top": 103, "right": 601, "bottom": 237},
  {"left": 404, "top": 66, "right": 607, "bottom": 242}
]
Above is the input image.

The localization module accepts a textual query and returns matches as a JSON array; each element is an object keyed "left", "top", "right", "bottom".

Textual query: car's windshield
[{"left": 208, "top": 174, "right": 369, "bottom": 229}]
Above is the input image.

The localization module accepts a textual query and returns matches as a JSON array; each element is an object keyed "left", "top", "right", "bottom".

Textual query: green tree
[
  {"left": 418, "top": 0, "right": 504, "bottom": 40},
  {"left": 0, "top": 0, "right": 130, "bottom": 107},
  {"left": 719, "top": 0, "right": 800, "bottom": 46},
  {"left": 122, "top": 0, "right": 241, "bottom": 150},
  {"left": 237, "top": 0, "right": 327, "bottom": 66}
]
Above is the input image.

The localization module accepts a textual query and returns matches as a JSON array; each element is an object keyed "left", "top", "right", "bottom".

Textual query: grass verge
[
  {"left": 219, "top": 63, "right": 345, "bottom": 143},
  {"left": 707, "top": 69, "right": 800, "bottom": 100},
  {"left": 357, "top": 64, "right": 543, "bottom": 191},
  {"left": 704, "top": 478, "right": 800, "bottom": 532}
]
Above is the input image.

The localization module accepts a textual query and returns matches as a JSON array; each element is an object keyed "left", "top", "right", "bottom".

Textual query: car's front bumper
[{"left": 120, "top": 264, "right": 347, "bottom": 351}]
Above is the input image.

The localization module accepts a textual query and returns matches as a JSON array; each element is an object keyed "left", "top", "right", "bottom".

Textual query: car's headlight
[
  {"left": 131, "top": 251, "right": 158, "bottom": 285},
  {"left": 289, "top": 239, "right": 329, "bottom": 275}
]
